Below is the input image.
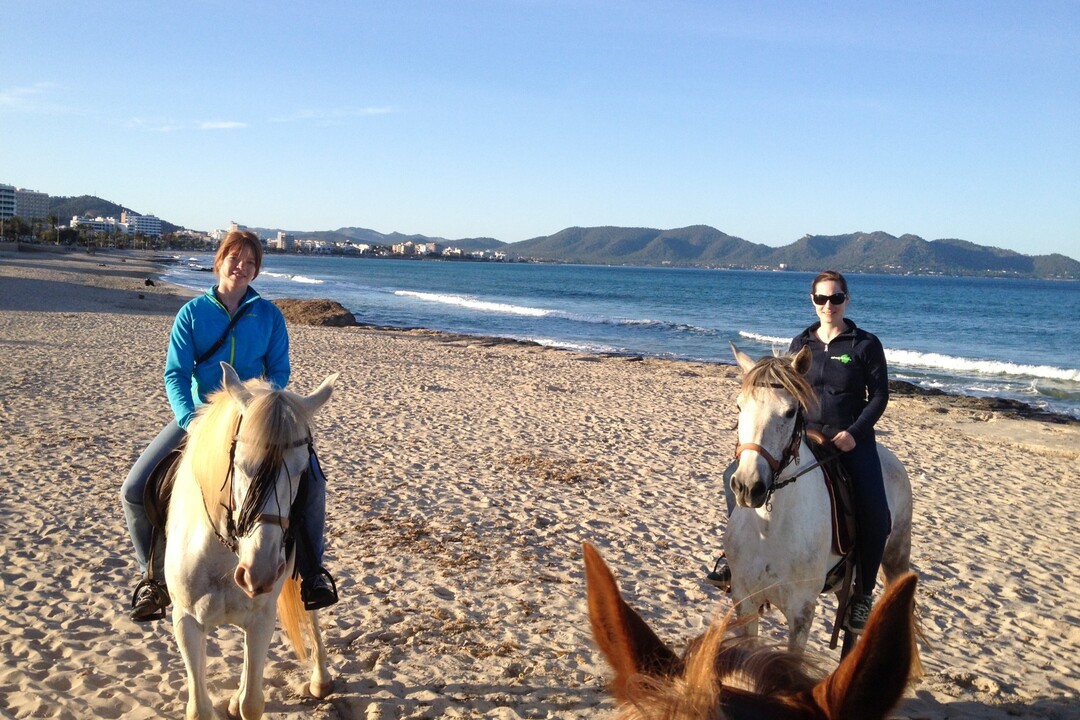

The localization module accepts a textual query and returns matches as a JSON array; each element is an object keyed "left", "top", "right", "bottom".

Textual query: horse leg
[
  {"left": 306, "top": 611, "right": 333, "bottom": 698},
  {"left": 174, "top": 613, "right": 214, "bottom": 720},
  {"left": 880, "top": 514, "right": 913, "bottom": 585},
  {"left": 227, "top": 615, "right": 276, "bottom": 720},
  {"left": 732, "top": 593, "right": 761, "bottom": 639},
  {"left": 784, "top": 596, "right": 817, "bottom": 653}
]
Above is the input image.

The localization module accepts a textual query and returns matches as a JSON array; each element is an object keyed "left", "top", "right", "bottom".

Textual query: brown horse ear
[
  {"left": 808, "top": 573, "right": 918, "bottom": 719},
  {"left": 791, "top": 346, "right": 812, "bottom": 376},
  {"left": 584, "top": 542, "right": 682, "bottom": 702}
]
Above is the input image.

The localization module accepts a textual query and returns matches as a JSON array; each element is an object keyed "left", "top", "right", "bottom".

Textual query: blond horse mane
[
  {"left": 186, "top": 377, "right": 315, "bottom": 517},
  {"left": 183, "top": 375, "right": 319, "bottom": 661},
  {"left": 739, "top": 354, "right": 817, "bottom": 414}
]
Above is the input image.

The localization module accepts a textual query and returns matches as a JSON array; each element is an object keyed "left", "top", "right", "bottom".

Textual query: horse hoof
[{"left": 309, "top": 679, "right": 334, "bottom": 699}]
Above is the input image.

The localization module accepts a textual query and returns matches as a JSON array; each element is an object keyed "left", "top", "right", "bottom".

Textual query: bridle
[
  {"left": 203, "top": 414, "right": 313, "bottom": 554},
  {"left": 733, "top": 382, "right": 829, "bottom": 506}
]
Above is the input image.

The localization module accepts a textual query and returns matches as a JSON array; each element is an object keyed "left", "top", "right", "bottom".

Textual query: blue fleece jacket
[
  {"left": 164, "top": 286, "right": 290, "bottom": 429},
  {"left": 788, "top": 318, "right": 888, "bottom": 443}
]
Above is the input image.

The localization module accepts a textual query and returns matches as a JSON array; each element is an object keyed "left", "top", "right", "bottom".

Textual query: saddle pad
[{"left": 143, "top": 447, "right": 183, "bottom": 531}]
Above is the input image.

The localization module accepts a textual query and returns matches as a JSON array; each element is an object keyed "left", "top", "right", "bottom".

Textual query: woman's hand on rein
[{"left": 832, "top": 431, "right": 856, "bottom": 452}]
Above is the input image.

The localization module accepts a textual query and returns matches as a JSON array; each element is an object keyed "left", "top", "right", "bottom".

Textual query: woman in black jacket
[{"left": 788, "top": 270, "right": 891, "bottom": 632}]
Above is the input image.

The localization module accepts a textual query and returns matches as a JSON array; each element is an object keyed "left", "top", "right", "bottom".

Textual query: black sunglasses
[{"left": 812, "top": 292, "right": 847, "bottom": 306}]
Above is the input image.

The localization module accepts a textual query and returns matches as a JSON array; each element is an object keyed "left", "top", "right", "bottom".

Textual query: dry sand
[{"left": 1, "top": 246, "right": 1078, "bottom": 719}]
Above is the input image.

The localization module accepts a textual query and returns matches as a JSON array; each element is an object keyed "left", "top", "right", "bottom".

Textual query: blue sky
[{"left": 3, "top": 1, "right": 1078, "bottom": 257}]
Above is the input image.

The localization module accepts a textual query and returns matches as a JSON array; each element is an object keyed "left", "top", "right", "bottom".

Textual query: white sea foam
[
  {"left": 395, "top": 290, "right": 551, "bottom": 317},
  {"left": 885, "top": 349, "right": 1080, "bottom": 383},
  {"left": 261, "top": 271, "right": 323, "bottom": 285},
  {"left": 738, "top": 330, "right": 791, "bottom": 346},
  {"left": 524, "top": 337, "right": 621, "bottom": 353}
]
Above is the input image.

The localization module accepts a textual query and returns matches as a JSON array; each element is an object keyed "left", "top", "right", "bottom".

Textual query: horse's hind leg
[
  {"left": 881, "top": 513, "right": 913, "bottom": 585},
  {"left": 307, "top": 610, "right": 333, "bottom": 698}
]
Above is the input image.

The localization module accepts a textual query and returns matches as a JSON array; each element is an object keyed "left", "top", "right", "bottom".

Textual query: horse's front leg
[
  {"left": 783, "top": 597, "right": 817, "bottom": 653},
  {"left": 731, "top": 592, "right": 761, "bottom": 639},
  {"left": 228, "top": 611, "right": 276, "bottom": 720},
  {"left": 174, "top": 611, "right": 214, "bottom": 720}
]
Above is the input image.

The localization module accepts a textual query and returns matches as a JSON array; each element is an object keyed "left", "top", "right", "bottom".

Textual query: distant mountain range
[
  {"left": 297, "top": 225, "right": 1080, "bottom": 279},
  {"left": 42, "top": 193, "right": 1080, "bottom": 279}
]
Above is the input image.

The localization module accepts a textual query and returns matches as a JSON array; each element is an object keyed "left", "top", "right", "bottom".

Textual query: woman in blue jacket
[
  {"left": 121, "top": 230, "right": 337, "bottom": 622},
  {"left": 707, "top": 271, "right": 890, "bottom": 633}
]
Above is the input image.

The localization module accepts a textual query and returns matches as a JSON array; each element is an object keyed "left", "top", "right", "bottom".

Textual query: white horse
[
  {"left": 724, "top": 344, "right": 914, "bottom": 655},
  {"left": 165, "top": 362, "right": 337, "bottom": 719}
]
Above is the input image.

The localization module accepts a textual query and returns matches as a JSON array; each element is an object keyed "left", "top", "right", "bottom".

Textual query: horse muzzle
[
  {"left": 730, "top": 463, "right": 770, "bottom": 508},
  {"left": 234, "top": 559, "right": 287, "bottom": 597}
]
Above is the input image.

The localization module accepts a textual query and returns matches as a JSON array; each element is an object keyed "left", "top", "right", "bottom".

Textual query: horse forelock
[
  {"left": 615, "top": 616, "right": 822, "bottom": 719},
  {"left": 187, "top": 377, "right": 311, "bottom": 513},
  {"left": 740, "top": 356, "right": 816, "bottom": 414}
]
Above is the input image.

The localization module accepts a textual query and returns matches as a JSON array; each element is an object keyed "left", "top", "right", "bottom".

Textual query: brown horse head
[{"left": 584, "top": 542, "right": 917, "bottom": 719}]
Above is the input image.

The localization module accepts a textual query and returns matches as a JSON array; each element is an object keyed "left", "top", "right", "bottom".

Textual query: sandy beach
[{"left": 2, "top": 246, "right": 1078, "bottom": 719}]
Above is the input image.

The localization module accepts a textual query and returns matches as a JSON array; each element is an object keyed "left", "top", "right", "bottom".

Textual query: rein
[{"left": 202, "top": 414, "right": 313, "bottom": 554}]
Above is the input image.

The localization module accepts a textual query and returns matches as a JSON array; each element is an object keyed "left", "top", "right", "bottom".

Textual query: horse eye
[{"left": 784, "top": 408, "right": 797, "bottom": 419}]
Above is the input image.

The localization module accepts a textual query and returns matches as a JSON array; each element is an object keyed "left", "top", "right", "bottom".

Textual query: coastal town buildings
[{"left": 70, "top": 212, "right": 162, "bottom": 237}]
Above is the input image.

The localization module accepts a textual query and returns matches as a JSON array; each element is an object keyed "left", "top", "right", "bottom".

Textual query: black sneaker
[
  {"left": 705, "top": 556, "right": 731, "bottom": 592},
  {"left": 846, "top": 594, "right": 873, "bottom": 633},
  {"left": 301, "top": 569, "right": 339, "bottom": 611},
  {"left": 130, "top": 578, "right": 170, "bottom": 622}
]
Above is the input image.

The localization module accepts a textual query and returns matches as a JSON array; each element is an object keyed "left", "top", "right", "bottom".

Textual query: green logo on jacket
[{"left": 833, "top": 353, "right": 853, "bottom": 364}]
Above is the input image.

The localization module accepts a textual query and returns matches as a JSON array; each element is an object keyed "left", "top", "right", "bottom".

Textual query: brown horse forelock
[{"left": 741, "top": 355, "right": 817, "bottom": 415}]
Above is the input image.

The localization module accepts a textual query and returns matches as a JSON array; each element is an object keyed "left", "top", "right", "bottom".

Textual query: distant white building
[
  {"left": 121, "top": 211, "right": 162, "bottom": 237},
  {"left": 71, "top": 215, "right": 123, "bottom": 234}
]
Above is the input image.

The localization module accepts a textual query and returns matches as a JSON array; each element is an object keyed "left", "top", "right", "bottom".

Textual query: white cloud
[
  {"left": 0, "top": 82, "right": 64, "bottom": 113},
  {"left": 199, "top": 121, "right": 248, "bottom": 130}
]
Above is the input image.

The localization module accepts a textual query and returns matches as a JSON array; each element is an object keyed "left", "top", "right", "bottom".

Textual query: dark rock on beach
[
  {"left": 273, "top": 298, "right": 357, "bottom": 327},
  {"left": 889, "top": 379, "right": 1078, "bottom": 425}
]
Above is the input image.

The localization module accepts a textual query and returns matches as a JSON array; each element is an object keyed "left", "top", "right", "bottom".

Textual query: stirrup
[
  {"left": 301, "top": 568, "right": 339, "bottom": 611},
  {"left": 130, "top": 578, "right": 170, "bottom": 622},
  {"left": 705, "top": 555, "right": 731, "bottom": 592}
]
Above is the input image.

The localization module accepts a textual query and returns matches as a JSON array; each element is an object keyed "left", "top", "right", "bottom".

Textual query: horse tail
[{"left": 277, "top": 577, "right": 314, "bottom": 662}]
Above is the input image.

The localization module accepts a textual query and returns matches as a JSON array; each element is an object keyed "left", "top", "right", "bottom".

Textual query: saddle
[
  {"left": 142, "top": 443, "right": 185, "bottom": 581},
  {"left": 805, "top": 430, "right": 856, "bottom": 558}
]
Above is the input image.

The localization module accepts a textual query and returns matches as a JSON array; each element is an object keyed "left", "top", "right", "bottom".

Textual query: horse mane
[
  {"left": 187, "top": 377, "right": 314, "bottom": 514},
  {"left": 740, "top": 354, "right": 817, "bottom": 414},
  {"left": 618, "top": 616, "right": 823, "bottom": 719}
]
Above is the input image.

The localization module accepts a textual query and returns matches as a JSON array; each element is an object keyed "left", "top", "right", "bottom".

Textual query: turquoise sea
[{"left": 164, "top": 256, "right": 1080, "bottom": 419}]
